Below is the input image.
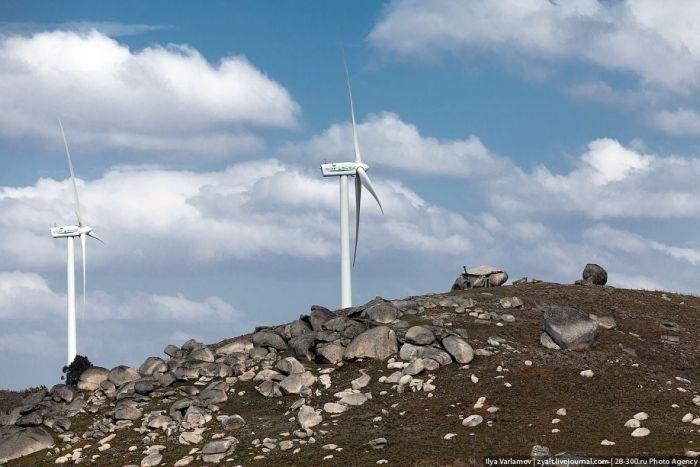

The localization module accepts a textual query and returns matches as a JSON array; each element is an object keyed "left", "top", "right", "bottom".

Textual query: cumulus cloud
[
  {"left": 0, "top": 270, "right": 241, "bottom": 322},
  {"left": 281, "top": 112, "right": 514, "bottom": 178},
  {"left": 651, "top": 108, "right": 700, "bottom": 136},
  {"left": 370, "top": 0, "right": 700, "bottom": 91},
  {"left": 0, "top": 29, "right": 300, "bottom": 157}
]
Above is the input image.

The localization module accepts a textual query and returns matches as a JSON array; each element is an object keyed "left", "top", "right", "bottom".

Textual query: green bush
[{"left": 62, "top": 355, "right": 92, "bottom": 387}]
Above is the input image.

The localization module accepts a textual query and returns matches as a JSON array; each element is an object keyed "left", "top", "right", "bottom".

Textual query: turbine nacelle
[
  {"left": 51, "top": 225, "right": 92, "bottom": 238},
  {"left": 320, "top": 162, "right": 369, "bottom": 177}
]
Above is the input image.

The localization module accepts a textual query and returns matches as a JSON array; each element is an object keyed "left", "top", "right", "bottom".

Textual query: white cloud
[
  {"left": 0, "top": 270, "right": 241, "bottom": 323},
  {"left": 651, "top": 108, "right": 700, "bottom": 136},
  {"left": 0, "top": 29, "right": 299, "bottom": 157},
  {"left": 281, "top": 112, "right": 513, "bottom": 178},
  {"left": 370, "top": 0, "right": 700, "bottom": 91}
]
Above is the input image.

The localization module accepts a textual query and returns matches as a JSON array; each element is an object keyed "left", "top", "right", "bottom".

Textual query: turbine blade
[
  {"left": 343, "top": 57, "right": 362, "bottom": 164},
  {"left": 80, "top": 233, "right": 86, "bottom": 308},
  {"left": 87, "top": 231, "right": 105, "bottom": 244},
  {"left": 58, "top": 119, "right": 84, "bottom": 227},
  {"left": 356, "top": 167, "right": 383, "bottom": 214},
  {"left": 353, "top": 175, "right": 361, "bottom": 267}
]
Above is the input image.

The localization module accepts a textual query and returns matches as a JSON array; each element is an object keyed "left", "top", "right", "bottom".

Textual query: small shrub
[{"left": 62, "top": 355, "right": 92, "bottom": 387}]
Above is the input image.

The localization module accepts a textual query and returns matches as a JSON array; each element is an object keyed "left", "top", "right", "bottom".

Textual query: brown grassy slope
[{"left": 10, "top": 282, "right": 700, "bottom": 466}]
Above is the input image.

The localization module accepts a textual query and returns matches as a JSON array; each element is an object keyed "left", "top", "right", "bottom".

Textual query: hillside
[{"left": 1, "top": 280, "right": 699, "bottom": 466}]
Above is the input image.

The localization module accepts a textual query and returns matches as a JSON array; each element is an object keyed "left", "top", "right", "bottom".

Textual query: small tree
[{"left": 62, "top": 355, "right": 92, "bottom": 387}]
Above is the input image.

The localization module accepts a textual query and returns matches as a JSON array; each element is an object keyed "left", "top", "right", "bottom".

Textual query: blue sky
[{"left": 3, "top": 0, "right": 700, "bottom": 389}]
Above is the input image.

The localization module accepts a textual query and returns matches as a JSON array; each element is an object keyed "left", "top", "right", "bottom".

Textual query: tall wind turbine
[
  {"left": 51, "top": 120, "right": 101, "bottom": 367},
  {"left": 320, "top": 62, "right": 383, "bottom": 308}
]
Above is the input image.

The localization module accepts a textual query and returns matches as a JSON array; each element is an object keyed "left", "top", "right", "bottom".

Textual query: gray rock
[
  {"left": 499, "top": 297, "right": 523, "bottom": 309},
  {"left": 146, "top": 414, "right": 172, "bottom": 430},
  {"left": 50, "top": 384, "right": 74, "bottom": 403},
  {"left": 214, "top": 339, "right": 252, "bottom": 356},
  {"left": 582, "top": 263, "right": 607, "bottom": 285},
  {"left": 198, "top": 388, "right": 228, "bottom": 406},
  {"left": 339, "top": 392, "right": 369, "bottom": 406},
  {"left": 77, "top": 366, "right": 109, "bottom": 391},
  {"left": 0, "top": 426, "right": 54, "bottom": 464},
  {"left": 202, "top": 437, "right": 238, "bottom": 455},
  {"left": 399, "top": 343, "right": 452, "bottom": 365},
  {"left": 309, "top": 306, "right": 335, "bottom": 331},
  {"left": 323, "top": 316, "right": 352, "bottom": 332},
  {"left": 543, "top": 306, "right": 599, "bottom": 349},
  {"left": 138, "top": 357, "right": 168, "bottom": 376},
  {"left": 108, "top": 365, "right": 140, "bottom": 387},
  {"left": 442, "top": 335, "right": 474, "bottom": 364},
  {"left": 402, "top": 359, "right": 426, "bottom": 376},
  {"left": 134, "top": 379, "right": 157, "bottom": 396},
  {"left": 540, "top": 332, "right": 561, "bottom": 350},
  {"left": 158, "top": 372, "right": 177, "bottom": 387},
  {"left": 43, "top": 416, "right": 70, "bottom": 433},
  {"left": 405, "top": 326, "right": 435, "bottom": 345},
  {"left": 452, "top": 265, "right": 508, "bottom": 290},
  {"left": 298, "top": 405, "right": 322, "bottom": 429},
  {"left": 363, "top": 301, "right": 400, "bottom": 324},
  {"left": 141, "top": 453, "right": 162, "bottom": 466},
  {"left": 188, "top": 347, "right": 215, "bottom": 363},
  {"left": 15, "top": 412, "right": 42, "bottom": 427},
  {"left": 288, "top": 333, "right": 318, "bottom": 362},
  {"left": 368, "top": 437, "right": 387, "bottom": 449},
  {"left": 256, "top": 380, "right": 282, "bottom": 398},
  {"left": 342, "top": 320, "right": 368, "bottom": 339},
  {"left": 221, "top": 415, "right": 246, "bottom": 431},
  {"left": 286, "top": 319, "right": 313, "bottom": 339},
  {"left": 280, "top": 372, "right": 316, "bottom": 395},
  {"left": 252, "top": 331, "right": 287, "bottom": 351},
  {"left": 315, "top": 344, "right": 345, "bottom": 364},
  {"left": 344, "top": 326, "right": 398, "bottom": 361},
  {"left": 531, "top": 445, "right": 551, "bottom": 458},
  {"left": 276, "top": 357, "right": 306, "bottom": 375},
  {"left": 181, "top": 338, "right": 205, "bottom": 351},
  {"left": 114, "top": 404, "right": 142, "bottom": 421},
  {"left": 164, "top": 344, "right": 182, "bottom": 357},
  {"left": 323, "top": 403, "right": 347, "bottom": 414}
]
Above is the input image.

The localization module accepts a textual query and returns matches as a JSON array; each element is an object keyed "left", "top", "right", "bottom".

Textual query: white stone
[
  {"left": 624, "top": 419, "right": 641, "bottom": 428},
  {"left": 556, "top": 408, "right": 567, "bottom": 416},
  {"left": 474, "top": 396, "right": 486, "bottom": 409},
  {"left": 682, "top": 413, "right": 694, "bottom": 423},
  {"left": 633, "top": 412, "right": 649, "bottom": 421},
  {"left": 524, "top": 360, "right": 532, "bottom": 366},
  {"left": 601, "top": 440, "right": 616, "bottom": 446},
  {"left": 631, "top": 427, "right": 650, "bottom": 437},
  {"left": 580, "top": 370, "right": 594, "bottom": 378},
  {"left": 462, "top": 415, "right": 483, "bottom": 427},
  {"left": 551, "top": 418, "right": 560, "bottom": 424},
  {"left": 444, "top": 433, "right": 457, "bottom": 440},
  {"left": 486, "top": 406, "right": 499, "bottom": 413},
  {"left": 470, "top": 374, "right": 479, "bottom": 384}
]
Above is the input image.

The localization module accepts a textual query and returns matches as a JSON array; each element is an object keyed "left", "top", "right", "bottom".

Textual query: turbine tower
[
  {"left": 321, "top": 62, "right": 383, "bottom": 308},
  {"left": 51, "top": 120, "right": 101, "bottom": 366}
]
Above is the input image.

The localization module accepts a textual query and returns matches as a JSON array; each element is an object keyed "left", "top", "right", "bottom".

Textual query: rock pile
[{"left": 452, "top": 265, "right": 508, "bottom": 290}]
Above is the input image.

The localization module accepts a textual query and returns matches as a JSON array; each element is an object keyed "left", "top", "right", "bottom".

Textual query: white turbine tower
[
  {"left": 321, "top": 62, "right": 383, "bottom": 308},
  {"left": 51, "top": 120, "right": 101, "bottom": 367}
]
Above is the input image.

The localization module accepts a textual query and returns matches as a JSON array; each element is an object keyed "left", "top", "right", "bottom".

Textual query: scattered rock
[
  {"left": 543, "top": 306, "right": 599, "bottom": 350},
  {"left": 462, "top": 415, "right": 483, "bottom": 427},
  {"left": 344, "top": 326, "right": 398, "bottom": 361}
]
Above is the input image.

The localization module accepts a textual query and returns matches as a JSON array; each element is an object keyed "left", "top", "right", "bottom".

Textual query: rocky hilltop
[{"left": 1, "top": 279, "right": 699, "bottom": 466}]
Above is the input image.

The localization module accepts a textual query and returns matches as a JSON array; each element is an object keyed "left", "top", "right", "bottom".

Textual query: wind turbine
[
  {"left": 320, "top": 62, "right": 383, "bottom": 308},
  {"left": 50, "top": 120, "right": 101, "bottom": 367}
]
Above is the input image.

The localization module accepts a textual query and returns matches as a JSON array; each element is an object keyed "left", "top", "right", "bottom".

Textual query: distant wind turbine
[
  {"left": 51, "top": 120, "right": 102, "bottom": 366},
  {"left": 320, "top": 61, "right": 384, "bottom": 308}
]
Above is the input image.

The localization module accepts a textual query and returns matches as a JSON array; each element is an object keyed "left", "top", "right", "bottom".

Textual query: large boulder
[
  {"left": 405, "top": 326, "right": 436, "bottom": 345},
  {"left": 188, "top": 346, "right": 215, "bottom": 363},
  {"left": 582, "top": 263, "right": 607, "bottom": 285},
  {"left": 77, "top": 366, "right": 109, "bottom": 391},
  {"left": 441, "top": 335, "right": 474, "bottom": 364},
  {"left": 0, "top": 426, "right": 54, "bottom": 463},
  {"left": 287, "top": 333, "right": 318, "bottom": 362},
  {"left": 344, "top": 326, "right": 398, "bottom": 361},
  {"left": 452, "top": 265, "right": 508, "bottom": 290},
  {"left": 138, "top": 357, "right": 168, "bottom": 377},
  {"left": 108, "top": 365, "right": 140, "bottom": 387},
  {"left": 279, "top": 371, "right": 316, "bottom": 395},
  {"left": 543, "top": 306, "right": 599, "bottom": 350},
  {"left": 215, "top": 339, "right": 253, "bottom": 356},
  {"left": 362, "top": 300, "right": 401, "bottom": 324},
  {"left": 309, "top": 306, "right": 335, "bottom": 331},
  {"left": 252, "top": 331, "right": 287, "bottom": 351}
]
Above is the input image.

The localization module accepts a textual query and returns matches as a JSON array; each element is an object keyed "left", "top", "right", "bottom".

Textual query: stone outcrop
[{"left": 452, "top": 265, "right": 508, "bottom": 290}]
